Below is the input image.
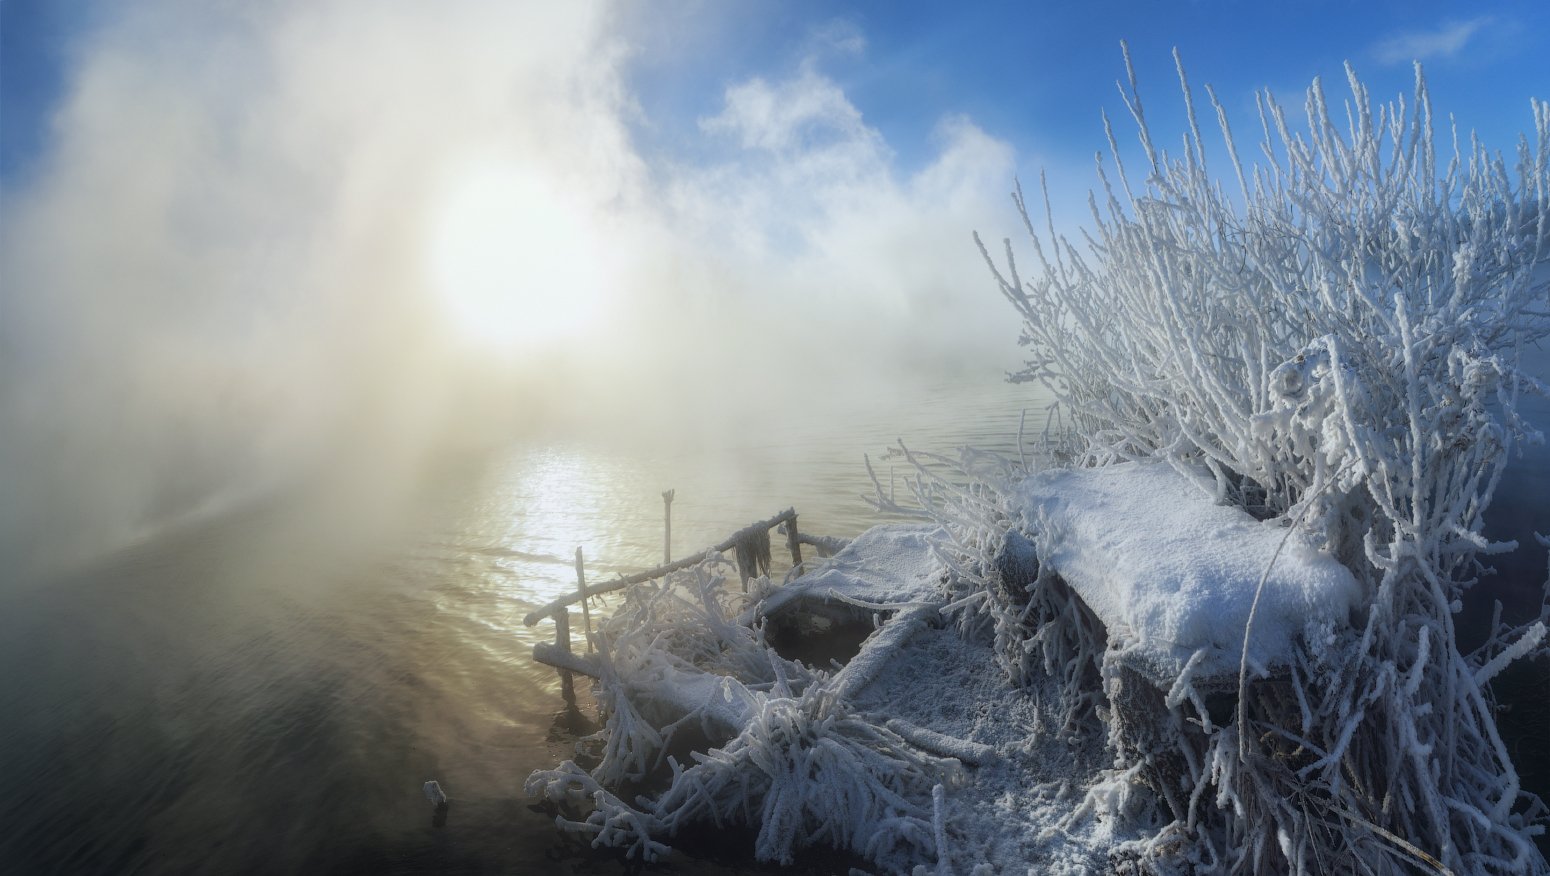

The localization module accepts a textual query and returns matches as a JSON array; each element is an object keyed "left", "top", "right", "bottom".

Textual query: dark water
[
  {"left": 1, "top": 368, "right": 1546, "bottom": 874},
  {"left": 1472, "top": 350, "right": 1550, "bottom": 840},
  {"left": 0, "top": 376, "right": 1042, "bottom": 875}
]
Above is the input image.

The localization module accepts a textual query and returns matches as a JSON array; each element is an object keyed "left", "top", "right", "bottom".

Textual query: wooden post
[
  {"left": 786, "top": 514, "right": 803, "bottom": 576},
  {"left": 553, "top": 607, "right": 575, "bottom": 699},
  {"left": 554, "top": 606, "right": 571, "bottom": 653},
  {"left": 662, "top": 489, "right": 674, "bottom": 564},
  {"left": 575, "top": 547, "right": 593, "bottom": 653}
]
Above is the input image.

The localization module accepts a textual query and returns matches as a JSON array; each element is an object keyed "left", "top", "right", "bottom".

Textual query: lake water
[{"left": 1, "top": 370, "right": 1545, "bottom": 873}]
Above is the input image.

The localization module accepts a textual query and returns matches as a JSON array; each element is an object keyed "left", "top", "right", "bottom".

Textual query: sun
[{"left": 425, "top": 160, "right": 610, "bottom": 353}]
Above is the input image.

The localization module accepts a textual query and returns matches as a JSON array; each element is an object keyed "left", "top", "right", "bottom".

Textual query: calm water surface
[{"left": 1, "top": 372, "right": 1545, "bottom": 873}]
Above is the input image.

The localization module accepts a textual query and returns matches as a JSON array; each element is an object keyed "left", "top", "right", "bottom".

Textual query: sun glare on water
[{"left": 426, "top": 161, "right": 610, "bottom": 353}]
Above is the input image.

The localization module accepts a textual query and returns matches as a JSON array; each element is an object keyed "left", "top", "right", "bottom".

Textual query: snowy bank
[{"left": 1014, "top": 462, "right": 1362, "bottom": 686}]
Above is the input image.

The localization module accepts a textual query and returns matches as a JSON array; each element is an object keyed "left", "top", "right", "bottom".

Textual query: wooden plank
[{"left": 523, "top": 508, "right": 796, "bottom": 626}]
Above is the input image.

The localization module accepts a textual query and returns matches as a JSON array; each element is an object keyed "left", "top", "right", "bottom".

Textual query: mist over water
[
  {"left": 0, "top": 0, "right": 1026, "bottom": 586},
  {"left": 0, "top": 373, "right": 1049, "bottom": 874}
]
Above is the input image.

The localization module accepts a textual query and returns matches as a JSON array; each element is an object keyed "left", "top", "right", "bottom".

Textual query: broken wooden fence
[{"left": 526, "top": 507, "right": 806, "bottom": 679}]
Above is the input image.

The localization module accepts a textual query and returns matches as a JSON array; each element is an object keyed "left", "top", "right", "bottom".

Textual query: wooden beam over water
[
  {"left": 522, "top": 507, "right": 798, "bottom": 627},
  {"left": 534, "top": 642, "right": 603, "bottom": 679}
]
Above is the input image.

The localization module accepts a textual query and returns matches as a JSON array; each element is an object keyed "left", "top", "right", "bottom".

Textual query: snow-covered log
[{"left": 1015, "top": 461, "right": 1360, "bottom": 686}]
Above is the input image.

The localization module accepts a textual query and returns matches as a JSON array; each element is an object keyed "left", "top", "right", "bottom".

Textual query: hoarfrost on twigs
[{"left": 970, "top": 43, "right": 1550, "bottom": 875}]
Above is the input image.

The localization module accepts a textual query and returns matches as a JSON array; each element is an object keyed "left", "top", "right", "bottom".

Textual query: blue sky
[
  {"left": 616, "top": 0, "right": 1547, "bottom": 168},
  {"left": 7, "top": 1, "right": 1548, "bottom": 190},
  {"left": 617, "top": 1, "right": 1550, "bottom": 227}
]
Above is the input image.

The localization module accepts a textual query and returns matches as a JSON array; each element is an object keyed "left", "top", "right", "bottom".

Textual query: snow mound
[
  {"left": 1014, "top": 462, "right": 1361, "bottom": 684},
  {"left": 755, "top": 523, "right": 945, "bottom": 618}
]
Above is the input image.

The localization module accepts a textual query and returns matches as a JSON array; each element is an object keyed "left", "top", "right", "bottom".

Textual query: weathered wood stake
[
  {"left": 554, "top": 606, "right": 571, "bottom": 653},
  {"left": 553, "top": 606, "right": 575, "bottom": 696},
  {"left": 575, "top": 547, "right": 593, "bottom": 653},
  {"left": 786, "top": 514, "right": 803, "bottom": 575},
  {"left": 662, "top": 489, "right": 674, "bottom": 564}
]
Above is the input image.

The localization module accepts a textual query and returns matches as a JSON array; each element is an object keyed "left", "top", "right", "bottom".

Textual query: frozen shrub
[{"left": 976, "top": 47, "right": 1550, "bottom": 874}]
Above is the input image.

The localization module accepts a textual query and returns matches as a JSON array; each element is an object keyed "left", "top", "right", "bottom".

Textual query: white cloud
[
  {"left": 1371, "top": 17, "right": 1492, "bottom": 66},
  {"left": 674, "top": 60, "right": 1020, "bottom": 362},
  {"left": 700, "top": 64, "right": 882, "bottom": 158},
  {"left": 807, "top": 18, "right": 867, "bottom": 58},
  {"left": 1, "top": 1, "right": 645, "bottom": 575}
]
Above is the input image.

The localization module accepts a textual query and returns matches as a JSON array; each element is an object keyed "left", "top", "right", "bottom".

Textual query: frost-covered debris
[
  {"left": 579, "top": 560, "right": 811, "bottom": 788},
  {"left": 526, "top": 529, "right": 1154, "bottom": 874},
  {"left": 850, "top": 623, "right": 1128, "bottom": 875},
  {"left": 647, "top": 683, "right": 964, "bottom": 867},
  {"left": 526, "top": 555, "right": 965, "bottom": 873},
  {"left": 1015, "top": 461, "right": 1360, "bottom": 683}
]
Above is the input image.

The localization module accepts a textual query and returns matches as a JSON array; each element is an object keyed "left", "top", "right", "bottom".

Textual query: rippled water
[{"left": 2, "top": 369, "right": 1545, "bottom": 873}]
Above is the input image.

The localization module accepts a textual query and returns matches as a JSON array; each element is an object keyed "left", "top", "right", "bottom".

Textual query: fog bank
[{"left": 0, "top": 1, "right": 1027, "bottom": 582}]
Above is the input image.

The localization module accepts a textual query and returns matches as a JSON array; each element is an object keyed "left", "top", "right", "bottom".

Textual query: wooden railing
[{"left": 526, "top": 507, "right": 807, "bottom": 677}]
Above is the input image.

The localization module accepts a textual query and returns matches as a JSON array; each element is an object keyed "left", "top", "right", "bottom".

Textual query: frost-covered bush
[
  {"left": 980, "top": 50, "right": 1548, "bottom": 527},
  {"left": 974, "top": 48, "right": 1550, "bottom": 874}
]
